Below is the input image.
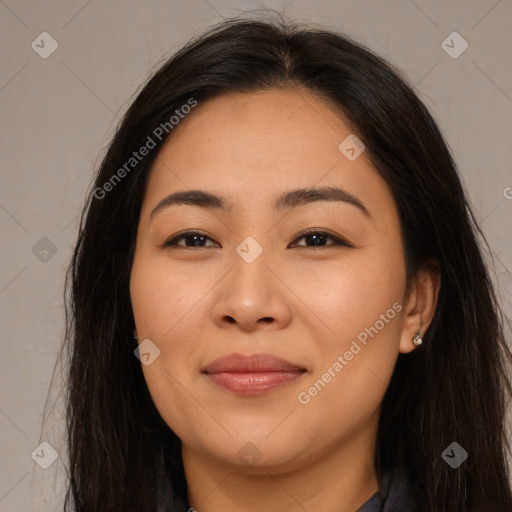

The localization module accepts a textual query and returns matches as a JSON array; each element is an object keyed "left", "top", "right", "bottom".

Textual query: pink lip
[{"left": 202, "top": 353, "right": 307, "bottom": 396}]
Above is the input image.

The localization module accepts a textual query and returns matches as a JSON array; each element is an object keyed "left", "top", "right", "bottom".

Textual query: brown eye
[
  {"left": 163, "top": 231, "right": 219, "bottom": 248},
  {"left": 290, "top": 230, "right": 353, "bottom": 249}
]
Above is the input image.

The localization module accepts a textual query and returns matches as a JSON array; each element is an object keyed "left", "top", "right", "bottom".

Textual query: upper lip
[{"left": 201, "top": 353, "right": 306, "bottom": 374}]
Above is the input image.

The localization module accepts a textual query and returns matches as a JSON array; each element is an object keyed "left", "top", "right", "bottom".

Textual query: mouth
[{"left": 201, "top": 353, "right": 307, "bottom": 396}]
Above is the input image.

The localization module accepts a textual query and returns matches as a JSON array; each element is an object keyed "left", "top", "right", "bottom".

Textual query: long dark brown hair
[{"left": 50, "top": 12, "right": 512, "bottom": 511}]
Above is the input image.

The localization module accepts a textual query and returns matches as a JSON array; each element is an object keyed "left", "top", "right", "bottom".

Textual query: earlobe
[{"left": 399, "top": 264, "right": 441, "bottom": 354}]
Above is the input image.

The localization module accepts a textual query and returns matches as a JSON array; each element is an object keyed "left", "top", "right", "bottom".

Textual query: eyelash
[{"left": 162, "top": 228, "right": 354, "bottom": 249}]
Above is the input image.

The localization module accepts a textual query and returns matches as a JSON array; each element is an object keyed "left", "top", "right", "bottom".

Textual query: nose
[{"left": 212, "top": 243, "right": 293, "bottom": 332}]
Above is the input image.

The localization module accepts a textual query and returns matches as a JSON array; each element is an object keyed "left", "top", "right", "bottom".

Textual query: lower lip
[{"left": 205, "top": 371, "right": 305, "bottom": 396}]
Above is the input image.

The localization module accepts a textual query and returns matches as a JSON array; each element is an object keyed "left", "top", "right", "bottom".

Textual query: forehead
[
  {"left": 142, "top": 88, "right": 394, "bottom": 220},
  {"left": 157, "top": 87, "right": 354, "bottom": 167}
]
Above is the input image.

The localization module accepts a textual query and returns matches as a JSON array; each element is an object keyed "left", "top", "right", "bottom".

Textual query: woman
[{"left": 59, "top": 14, "right": 512, "bottom": 512}]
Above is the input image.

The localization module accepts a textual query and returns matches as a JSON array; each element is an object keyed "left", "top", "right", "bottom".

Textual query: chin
[{"left": 196, "top": 431, "right": 312, "bottom": 474}]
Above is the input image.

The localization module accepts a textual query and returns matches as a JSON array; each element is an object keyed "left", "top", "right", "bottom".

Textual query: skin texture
[{"left": 130, "top": 87, "right": 440, "bottom": 512}]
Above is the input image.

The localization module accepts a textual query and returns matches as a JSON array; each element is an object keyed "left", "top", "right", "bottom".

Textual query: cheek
[
  {"left": 130, "top": 254, "right": 206, "bottom": 403},
  {"left": 292, "top": 254, "right": 404, "bottom": 415},
  {"left": 288, "top": 253, "right": 404, "bottom": 346},
  {"left": 130, "top": 255, "right": 209, "bottom": 439},
  {"left": 130, "top": 252, "right": 210, "bottom": 342}
]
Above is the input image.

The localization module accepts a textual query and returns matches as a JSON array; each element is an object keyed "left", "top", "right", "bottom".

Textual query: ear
[{"left": 399, "top": 262, "right": 441, "bottom": 354}]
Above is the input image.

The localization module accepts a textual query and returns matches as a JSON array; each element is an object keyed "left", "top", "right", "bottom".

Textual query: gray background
[{"left": 1, "top": 0, "right": 511, "bottom": 510}]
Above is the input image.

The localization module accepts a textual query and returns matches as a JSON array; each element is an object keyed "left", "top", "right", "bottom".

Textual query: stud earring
[
  {"left": 133, "top": 330, "right": 138, "bottom": 344},
  {"left": 413, "top": 331, "right": 423, "bottom": 346}
]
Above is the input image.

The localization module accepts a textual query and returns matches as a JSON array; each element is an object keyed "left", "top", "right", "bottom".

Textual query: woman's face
[{"left": 130, "top": 87, "right": 415, "bottom": 473}]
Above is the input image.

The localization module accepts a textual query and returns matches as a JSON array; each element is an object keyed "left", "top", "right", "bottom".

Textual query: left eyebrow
[{"left": 149, "top": 186, "right": 371, "bottom": 220}]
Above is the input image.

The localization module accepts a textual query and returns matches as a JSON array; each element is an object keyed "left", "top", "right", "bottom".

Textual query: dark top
[
  {"left": 356, "top": 470, "right": 422, "bottom": 511},
  {"left": 171, "top": 469, "right": 422, "bottom": 511}
]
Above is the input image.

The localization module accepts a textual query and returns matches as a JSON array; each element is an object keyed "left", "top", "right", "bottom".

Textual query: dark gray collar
[
  {"left": 356, "top": 470, "right": 422, "bottom": 511},
  {"left": 172, "top": 469, "right": 422, "bottom": 511}
]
